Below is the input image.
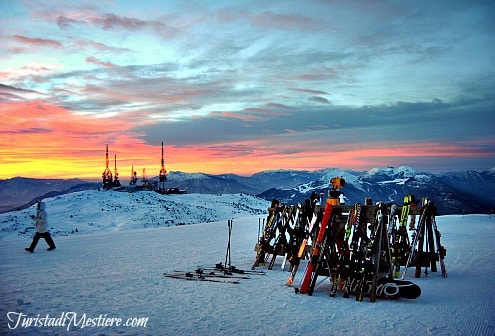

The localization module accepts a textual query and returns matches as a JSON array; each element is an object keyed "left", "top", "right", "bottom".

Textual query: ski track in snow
[{"left": 0, "top": 191, "right": 494, "bottom": 335}]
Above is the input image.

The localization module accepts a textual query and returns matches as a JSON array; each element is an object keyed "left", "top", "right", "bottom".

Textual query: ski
[
  {"left": 432, "top": 212, "right": 447, "bottom": 278},
  {"left": 353, "top": 204, "right": 371, "bottom": 301},
  {"left": 307, "top": 209, "right": 337, "bottom": 296},
  {"left": 268, "top": 205, "right": 292, "bottom": 270},
  {"left": 342, "top": 203, "right": 363, "bottom": 298},
  {"left": 401, "top": 199, "right": 429, "bottom": 279},
  {"left": 207, "top": 263, "right": 266, "bottom": 275},
  {"left": 252, "top": 200, "right": 281, "bottom": 270},
  {"left": 281, "top": 204, "right": 302, "bottom": 271},
  {"left": 173, "top": 269, "right": 251, "bottom": 280},
  {"left": 297, "top": 201, "right": 333, "bottom": 294},
  {"left": 163, "top": 272, "right": 240, "bottom": 284},
  {"left": 370, "top": 202, "right": 388, "bottom": 302},
  {"left": 286, "top": 210, "right": 318, "bottom": 286},
  {"left": 388, "top": 203, "right": 398, "bottom": 237}
]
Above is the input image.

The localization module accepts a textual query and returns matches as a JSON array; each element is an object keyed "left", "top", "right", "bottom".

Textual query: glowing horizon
[{"left": 1, "top": 1, "right": 494, "bottom": 180}]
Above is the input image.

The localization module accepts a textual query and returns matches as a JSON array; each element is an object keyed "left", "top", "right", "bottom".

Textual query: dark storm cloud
[{"left": 136, "top": 97, "right": 495, "bottom": 149}]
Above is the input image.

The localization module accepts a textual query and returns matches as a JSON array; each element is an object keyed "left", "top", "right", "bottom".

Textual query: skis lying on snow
[
  {"left": 163, "top": 272, "right": 241, "bottom": 284},
  {"left": 179, "top": 268, "right": 251, "bottom": 279},
  {"left": 163, "top": 267, "right": 251, "bottom": 284},
  {"left": 163, "top": 263, "right": 264, "bottom": 284},
  {"left": 209, "top": 262, "right": 265, "bottom": 275}
]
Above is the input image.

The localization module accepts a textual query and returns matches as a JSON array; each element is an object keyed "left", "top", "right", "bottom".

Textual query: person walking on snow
[{"left": 25, "top": 201, "right": 56, "bottom": 253}]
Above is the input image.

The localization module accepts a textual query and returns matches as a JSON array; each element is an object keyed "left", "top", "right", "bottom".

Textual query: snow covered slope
[
  {"left": 0, "top": 190, "right": 269, "bottom": 240},
  {"left": 0, "top": 192, "right": 494, "bottom": 335}
]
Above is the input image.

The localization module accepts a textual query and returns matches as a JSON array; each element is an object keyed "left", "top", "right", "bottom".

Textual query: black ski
[
  {"left": 173, "top": 269, "right": 251, "bottom": 279},
  {"left": 401, "top": 199, "right": 429, "bottom": 279},
  {"left": 286, "top": 210, "right": 318, "bottom": 286},
  {"left": 206, "top": 263, "right": 265, "bottom": 275},
  {"left": 432, "top": 213, "right": 447, "bottom": 278},
  {"left": 369, "top": 202, "right": 388, "bottom": 302},
  {"left": 163, "top": 272, "right": 240, "bottom": 284},
  {"left": 252, "top": 200, "right": 281, "bottom": 270}
]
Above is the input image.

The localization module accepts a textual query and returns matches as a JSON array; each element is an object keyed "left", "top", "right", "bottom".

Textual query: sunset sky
[{"left": 1, "top": 0, "right": 494, "bottom": 180}]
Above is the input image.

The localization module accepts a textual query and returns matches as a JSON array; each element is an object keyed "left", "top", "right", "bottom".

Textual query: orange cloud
[
  {"left": 1, "top": 100, "right": 492, "bottom": 180},
  {"left": 0, "top": 100, "right": 143, "bottom": 179}
]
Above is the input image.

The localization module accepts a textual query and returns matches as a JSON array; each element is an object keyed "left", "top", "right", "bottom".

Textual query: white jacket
[{"left": 32, "top": 202, "right": 48, "bottom": 233}]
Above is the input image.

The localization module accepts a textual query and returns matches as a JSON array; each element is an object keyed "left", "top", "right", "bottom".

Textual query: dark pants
[{"left": 28, "top": 232, "right": 56, "bottom": 251}]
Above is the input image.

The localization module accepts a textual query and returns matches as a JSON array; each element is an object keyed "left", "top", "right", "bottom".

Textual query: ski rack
[
  {"left": 329, "top": 204, "right": 422, "bottom": 222},
  {"left": 401, "top": 198, "right": 447, "bottom": 279},
  {"left": 254, "top": 195, "right": 446, "bottom": 301},
  {"left": 295, "top": 202, "right": 398, "bottom": 301},
  {"left": 253, "top": 203, "right": 312, "bottom": 270}
]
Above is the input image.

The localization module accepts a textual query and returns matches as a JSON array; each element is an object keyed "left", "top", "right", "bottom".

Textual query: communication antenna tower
[
  {"left": 130, "top": 165, "right": 137, "bottom": 185},
  {"left": 159, "top": 141, "right": 167, "bottom": 191},
  {"left": 113, "top": 155, "right": 121, "bottom": 187},
  {"left": 102, "top": 144, "right": 113, "bottom": 189}
]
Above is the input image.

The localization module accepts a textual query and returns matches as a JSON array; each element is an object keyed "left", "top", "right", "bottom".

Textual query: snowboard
[
  {"left": 347, "top": 275, "right": 421, "bottom": 299},
  {"left": 378, "top": 279, "right": 421, "bottom": 300}
]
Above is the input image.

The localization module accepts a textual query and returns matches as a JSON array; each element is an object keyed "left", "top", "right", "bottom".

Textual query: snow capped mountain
[
  {"left": 2, "top": 166, "right": 494, "bottom": 215},
  {"left": 258, "top": 166, "right": 495, "bottom": 214},
  {"left": 317, "top": 168, "right": 362, "bottom": 186},
  {"left": 364, "top": 166, "right": 417, "bottom": 179}
]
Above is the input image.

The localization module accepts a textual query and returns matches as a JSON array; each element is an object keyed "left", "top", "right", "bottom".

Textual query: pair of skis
[
  {"left": 296, "top": 201, "right": 335, "bottom": 295},
  {"left": 211, "top": 262, "right": 265, "bottom": 276},
  {"left": 285, "top": 211, "right": 318, "bottom": 286},
  {"left": 164, "top": 264, "right": 265, "bottom": 285},
  {"left": 252, "top": 202, "right": 282, "bottom": 270},
  {"left": 163, "top": 270, "right": 245, "bottom": 284},
  {"left": 401, "top": 199, "right": 431, "bottom": 279},
  {"left": 432, "top": 216, "right": 448, "bottom": 278},
  {"left": 269, "top": 205, "right": 299, "bottom": 270}
]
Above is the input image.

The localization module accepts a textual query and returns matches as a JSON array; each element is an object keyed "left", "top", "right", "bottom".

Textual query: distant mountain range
[
  {"left": 0, "top": 178, "right": 100, "bottom": 213},
  {"left": 254, "top": 167, "right": 495, "bottom": 215},
  {"left": 2, "top": 166, "right": 494, "bottom": 214}
]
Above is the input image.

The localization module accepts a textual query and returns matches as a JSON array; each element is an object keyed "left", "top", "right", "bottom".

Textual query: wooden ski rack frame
[{"left": 314, "top": 204, "right": 422, "bottom": 221}]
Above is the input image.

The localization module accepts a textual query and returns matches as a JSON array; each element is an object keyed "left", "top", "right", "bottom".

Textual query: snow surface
[
  {"left": 0, "top": 190, "right": 269, "bottom": 238},
  {"left": 1, "top": 191, "right": 495, "bottom": 335}
]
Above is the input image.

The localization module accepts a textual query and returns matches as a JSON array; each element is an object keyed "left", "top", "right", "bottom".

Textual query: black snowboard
[
  {"left": 379, "top": 279, "right": 421, "bottom": 299},
  {"left": 347, "top": 275, "right": 421, "bottom": 300}
]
